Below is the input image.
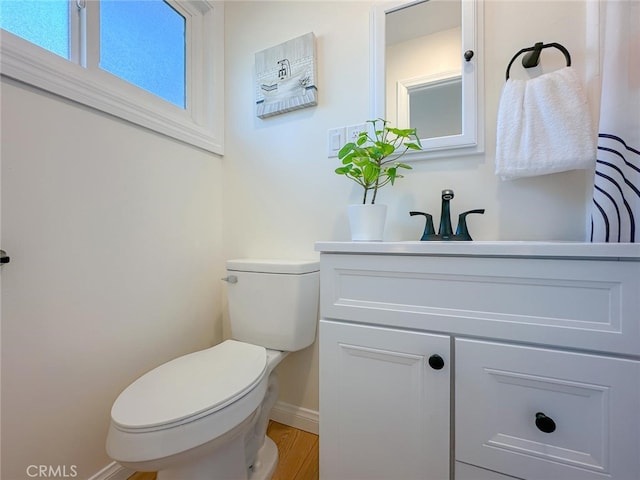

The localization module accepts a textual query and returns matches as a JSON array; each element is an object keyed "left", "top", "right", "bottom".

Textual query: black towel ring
[{"left": 505, "top": 42, "right": 571, "bottom": 81}]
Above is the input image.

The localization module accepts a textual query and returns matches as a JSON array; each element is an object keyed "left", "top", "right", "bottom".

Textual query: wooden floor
[{"left": 128, "top": 421, "right": 318, "bottom": 480}]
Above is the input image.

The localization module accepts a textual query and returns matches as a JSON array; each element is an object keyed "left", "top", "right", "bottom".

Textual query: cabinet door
[{"left": 319, "top": 319, "right": 450, "bottom": 480}]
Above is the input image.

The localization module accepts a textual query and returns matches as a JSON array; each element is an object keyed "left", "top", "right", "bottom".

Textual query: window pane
[
  {"left": 100, "top": 0, "right": 186, "bottom": 109},
  {"left": 0, "top": 0, "right": 70, "bottom": 59}
]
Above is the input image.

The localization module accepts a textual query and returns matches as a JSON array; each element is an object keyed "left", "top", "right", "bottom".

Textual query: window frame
[{"left": 0, "top": 0, "right": 224, "bottom": 155}]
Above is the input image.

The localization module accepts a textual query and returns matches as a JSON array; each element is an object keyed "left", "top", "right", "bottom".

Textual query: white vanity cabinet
[{"left": 316, "top": 242, "right": 640, "bottom": 480}]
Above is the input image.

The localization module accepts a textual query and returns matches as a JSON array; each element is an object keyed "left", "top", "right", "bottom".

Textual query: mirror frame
[{"left": 370, "top": 0, "right": 484, "bottom": 160}]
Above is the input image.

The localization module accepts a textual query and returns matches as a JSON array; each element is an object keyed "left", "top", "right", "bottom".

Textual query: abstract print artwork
[{"left": 255, "top": 32, "right": 318, "bottom": 119}]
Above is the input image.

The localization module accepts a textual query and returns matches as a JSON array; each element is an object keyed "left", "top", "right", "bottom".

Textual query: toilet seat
[{"left": 111, "top": 340, "right": 267, "bottom": 432}]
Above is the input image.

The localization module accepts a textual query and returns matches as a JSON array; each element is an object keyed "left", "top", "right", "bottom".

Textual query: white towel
[{"left": 495, "top": 66, "right": 596, "bottom": 180}]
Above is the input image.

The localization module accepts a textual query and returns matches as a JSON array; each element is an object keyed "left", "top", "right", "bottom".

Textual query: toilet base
[
  {"left": 154, "top": 434, "right": 278, "bottom": 480},
  {"left": 249, "top": 436, "right": 278, "bottom": 480},
  {"left": 149, "top": 370, "right": 281, "bottom": 480},
  {"left": 156, "top": 427, "right": 248, "bottom": 480}
]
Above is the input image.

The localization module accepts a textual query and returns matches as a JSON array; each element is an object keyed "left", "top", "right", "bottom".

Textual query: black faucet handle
[
  {"left": 410, "top": 211, "right": 436, "bottom": 241},
  {"left": 455, "top": 209, "right": 485, "bottom": 241}
]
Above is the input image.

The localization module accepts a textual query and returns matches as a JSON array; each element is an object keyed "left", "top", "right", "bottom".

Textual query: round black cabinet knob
[
  {"left": 428, "top": 354, "right": 445, "bottom": 370},
  {"left": 464, "top": 50, "right": 475, "bottom": 61},
  {"left": 535, "top": 412, "right": 556, "bottom": 433}
]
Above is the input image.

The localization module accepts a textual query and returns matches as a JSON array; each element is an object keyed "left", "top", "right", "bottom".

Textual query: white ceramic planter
[{"left": 348, "top": 204, "right": 387, "bottom": 241}]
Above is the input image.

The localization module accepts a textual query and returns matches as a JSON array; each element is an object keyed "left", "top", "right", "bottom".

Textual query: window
[
  {"left": 0, "top": 1, "right": 224, "bottom": 154},
  {"left": 100, "top": 1, "right": 186, "bottom": 108},
  {"left": 0, "top": 1, "right": 71, "bottom": 60}
]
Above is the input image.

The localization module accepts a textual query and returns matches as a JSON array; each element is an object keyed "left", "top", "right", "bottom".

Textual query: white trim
[
  {"left": 87, "top": 462, "right": 133, "bottom": 480},
  {"left": 270, "top": 400, "right": 319, "bottom": 435},
  {"left": 0, "top": 1, "right": 224, "bottom": 155},
  {"left": 397, "top": 70, "right": 463, "bottom": 149}
]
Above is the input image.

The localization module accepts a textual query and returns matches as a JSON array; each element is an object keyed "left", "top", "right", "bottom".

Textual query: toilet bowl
[{"left": 106, "top": 259, "right": 319, "bottom": 480}]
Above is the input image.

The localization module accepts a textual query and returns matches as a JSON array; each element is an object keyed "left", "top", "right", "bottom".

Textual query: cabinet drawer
[
  {"left": 455, "top": 339, "right": 640, "bottom": 480},
  {"left": 320, "top": 254, "right": 640, "bottom": 355},
  {"left": 455, "top": 462, "right": 522, "bottom": 480}
]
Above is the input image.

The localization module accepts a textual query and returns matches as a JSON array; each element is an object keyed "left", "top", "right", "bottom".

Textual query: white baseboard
[
  {"left": 270, "top": 400, "right": 319, "bottom": 435},
  {"left": 87, "top": 461, "right": 133, "bottom": 480}
]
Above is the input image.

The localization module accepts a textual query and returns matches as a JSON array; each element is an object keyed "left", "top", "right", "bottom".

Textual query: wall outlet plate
[{"left": 346, "top": 123, "right": 367, "bottom": 144}]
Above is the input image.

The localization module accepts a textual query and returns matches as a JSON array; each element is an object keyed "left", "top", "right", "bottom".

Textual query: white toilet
[{"left": 106, "top": 259, "right": 320, "bottom": 480}]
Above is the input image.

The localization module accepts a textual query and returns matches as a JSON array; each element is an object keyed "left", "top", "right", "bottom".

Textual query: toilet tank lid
[{"left": 226, "top": 259, "right": 319, "bottom": 274}]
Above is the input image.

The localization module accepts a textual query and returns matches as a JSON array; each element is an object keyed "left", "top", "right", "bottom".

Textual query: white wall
[
  {"left": 1, "top": 79, "right": 225, "bottom": 479},
  {"left": 224, "top": 0, "right": 594, "bottom": 416},
  {"left": 0, "top": 0, "right": 596, "bottom": 477},
  {"left": 223, "top": 0, "right": 374, "bottom": 415}
]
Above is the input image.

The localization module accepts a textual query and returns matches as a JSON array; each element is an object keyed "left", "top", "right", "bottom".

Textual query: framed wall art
[{"left": 255, "top": 32, "right": 318, "bottom": 118}]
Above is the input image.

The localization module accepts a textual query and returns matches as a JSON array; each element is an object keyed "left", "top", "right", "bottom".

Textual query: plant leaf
[
  {"left": 350, "top": 167, "right": 363, "bottom": 178},
  {"left": 387, "top": 166, "right": 397, "bottom": 184},
  {"left": 338, "top": 142, "right": 356, "bottom": 159},
  {"left": 378, "top": 142, "right": 395, "bottom": 156},
  {"left": 352, "top": 155, "right": 373, "bottom": 167},
  {"left": 342, "top": 151, "right": 359, "bottom": 164},
  {"left": 362, "top": 163, "right": 380, "bottom": 184}
]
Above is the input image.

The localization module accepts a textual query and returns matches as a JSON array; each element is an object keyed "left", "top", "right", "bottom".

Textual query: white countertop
[{"left": 315, "top": 241, "right": 640, "bottom": 260}]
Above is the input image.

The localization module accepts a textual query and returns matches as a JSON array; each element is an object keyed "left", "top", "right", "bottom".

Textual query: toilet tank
[{"left": 226, "top": 259, "right": 320, "bottom": 351}]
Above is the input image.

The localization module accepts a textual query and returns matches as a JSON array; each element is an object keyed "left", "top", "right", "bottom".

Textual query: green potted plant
[{"left": 335, "top": 118, "right": 422, "bottom": 240}]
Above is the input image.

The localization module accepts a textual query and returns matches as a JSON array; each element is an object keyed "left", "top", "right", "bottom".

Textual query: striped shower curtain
[{"left": 590, "top": 0, "right": 640, "bottom": 243}]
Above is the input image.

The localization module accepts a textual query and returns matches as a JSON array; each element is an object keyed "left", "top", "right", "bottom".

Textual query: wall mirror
[{"left": 371, "top": 0, "right": 484, "bottom": 159}]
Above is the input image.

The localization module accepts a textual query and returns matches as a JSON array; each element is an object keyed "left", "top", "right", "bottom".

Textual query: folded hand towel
[{"left": 495, "top": 66, "right": 596, "bottom": 180}]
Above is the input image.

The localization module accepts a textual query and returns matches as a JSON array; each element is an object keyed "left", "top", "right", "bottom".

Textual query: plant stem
[{"left": 371, "top": 182, "right": 379, "bottom": 204}]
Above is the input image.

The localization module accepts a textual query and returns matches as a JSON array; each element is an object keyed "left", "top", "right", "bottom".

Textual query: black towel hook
[{"left": 505, "top": 42, "right": 571, "bottom": 80}]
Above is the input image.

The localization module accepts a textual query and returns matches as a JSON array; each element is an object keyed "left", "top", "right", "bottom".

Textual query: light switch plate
[{"left": 327, "top": 127, "right": 345, "bottom": 157}]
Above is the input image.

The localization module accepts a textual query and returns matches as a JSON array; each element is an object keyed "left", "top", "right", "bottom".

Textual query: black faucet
[{"left": 410, "top": 189, "right": 485, "bottom": 241}]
